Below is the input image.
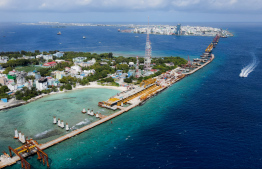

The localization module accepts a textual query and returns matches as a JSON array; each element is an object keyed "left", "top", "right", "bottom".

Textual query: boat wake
[{"left": 239, "top": 53, "right": 259, "bottom": 78}]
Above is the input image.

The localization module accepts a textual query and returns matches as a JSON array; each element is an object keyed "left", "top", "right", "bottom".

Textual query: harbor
[{"left": 0, "top": 35, "right": 219, "bottom": 169}]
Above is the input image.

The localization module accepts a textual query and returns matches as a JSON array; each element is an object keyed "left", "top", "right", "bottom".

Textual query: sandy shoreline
[{"left": 0, "top": 82, "right": 127, "bottom": 111}]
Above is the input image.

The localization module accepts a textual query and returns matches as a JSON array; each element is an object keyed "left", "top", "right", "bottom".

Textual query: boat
[
  {"left": 57, "top": 31, "right": 61, "bottom": 35},
  {"left": 82, "top": 108, "right": 87, "bottom": 114},
  {"left": 83, "top": 36, "right": 86, "bottom": 39},
  {"left": 118, "top": 29, "right": 120, "bottom": 32},
  {"left": 135, "top": 36, "right": 139, "bottom": 38}
]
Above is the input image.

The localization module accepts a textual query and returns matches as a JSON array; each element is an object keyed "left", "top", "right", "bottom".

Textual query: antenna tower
[{"left": 144, "top": 16, "right": 152, "bottom": 71}]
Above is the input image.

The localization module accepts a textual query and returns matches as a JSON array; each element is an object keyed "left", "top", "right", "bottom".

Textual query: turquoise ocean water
[{"left": 0, "top": 22, "right": 261, "bottom": 168}]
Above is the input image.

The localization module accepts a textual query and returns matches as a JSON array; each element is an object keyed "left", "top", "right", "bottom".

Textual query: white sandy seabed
[{"left": 0, "top": 82, "right": 127, "bottom": 110}]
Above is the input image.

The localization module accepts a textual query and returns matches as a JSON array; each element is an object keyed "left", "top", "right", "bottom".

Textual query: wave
[
  {"left": 70, "top": 119, "right": 91, "bottom": 130},
  {"left": 239, "top": 53, "right": 259, "bottom": 78},
  {"left": 34, "top": 129, "right": 53, "bottom": 138},
  {"left": 76, "top": 119, "right": 90, "bottom": 126},
  {"left": 33, "top": 129, "right": 64, "bottom": 140}
]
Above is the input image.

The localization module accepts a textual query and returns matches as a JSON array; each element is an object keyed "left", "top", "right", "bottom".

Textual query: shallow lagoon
[{"left": 0, "top": 88, "right": 119, "bottom": 153}]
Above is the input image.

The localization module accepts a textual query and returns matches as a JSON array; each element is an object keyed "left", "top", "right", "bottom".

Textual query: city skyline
[{"left": 0, "top": 0, "right": 262, "bottom": 22}]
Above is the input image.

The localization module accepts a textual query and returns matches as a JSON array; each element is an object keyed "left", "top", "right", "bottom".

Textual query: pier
[{"left": 0, "top": 36, "right": 219, "bottom": 169}]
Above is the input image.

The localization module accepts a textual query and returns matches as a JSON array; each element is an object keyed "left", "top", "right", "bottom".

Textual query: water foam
[
  {"left": 34, "top": 129, "right": 53, "bottom": 138},
  {"left": 239, "top": 53, "right": 259, "bottom": 77},
  {"left": 76, "top": 119, "right": 90, "bottom": 126}
]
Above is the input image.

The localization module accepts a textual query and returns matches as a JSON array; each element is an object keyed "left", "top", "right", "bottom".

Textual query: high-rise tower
[{"left": 144, "top": 16, "right": 152, "bottom": 71}]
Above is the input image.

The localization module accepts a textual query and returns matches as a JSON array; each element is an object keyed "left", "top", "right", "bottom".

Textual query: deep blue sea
[{"left": 0, "top": 22, "right": 262, "bottom": 169}]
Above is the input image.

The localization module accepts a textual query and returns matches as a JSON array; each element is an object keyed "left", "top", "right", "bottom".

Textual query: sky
[{"left": 0, "top": 0, "right": 262, "bottom": 23}]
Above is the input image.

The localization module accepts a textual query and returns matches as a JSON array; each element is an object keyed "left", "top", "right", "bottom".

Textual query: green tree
[
  {"left": 65, "top": 84, "right": 72, "bottom": 90},
  {"left": 3, "top": 67, "right": 12, "bottom": 74}
]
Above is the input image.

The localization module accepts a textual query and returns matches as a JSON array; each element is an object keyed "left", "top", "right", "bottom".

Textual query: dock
[{"left": 0, "top": 35, "right": 219, "bottom": 169}]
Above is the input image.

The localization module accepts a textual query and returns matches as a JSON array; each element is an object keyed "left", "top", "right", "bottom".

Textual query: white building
[
  {"left": 36, "top": 54, "right": 53, "bottom": 61},
  {"left": 43, "top": 55, "right": 53, "bottom": 61},
  {"left": 7, "top": 83, "right": 17, "bottom": 91},
  {"left": 70, "top": 65, "right": 82, "bottom": 74},
  {"left": 83, "top": 69, "right": 95, "bottom": 75},
  {"left": 53, "top": 52, "right": 64, "bottom": 58},
  {"left": 73, "top": 57, "right": 87, "bottom": 63},
  {"left": 36, "top": 77, "right": 48, "bottom": 91},
  {"left": 129, "top": 62, "right": 135, "bottom": 67}
]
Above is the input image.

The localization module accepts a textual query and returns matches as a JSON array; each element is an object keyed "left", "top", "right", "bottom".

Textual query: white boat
[{"left": 83, "top": 36, "right": 86, "bottom": 39}]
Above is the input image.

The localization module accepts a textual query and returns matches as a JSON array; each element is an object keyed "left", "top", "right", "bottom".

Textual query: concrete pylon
[
  {"left": 61, "top": 120, "right": 64, "bottom": 128},
  {"left": 18, "top": 131, "right": 22, "bottom": 141},
  {"left": 14, "top": 129, "right": 18, "bottom": 139},
  {"left": 96, "top": 113, "right": 99, "bottom": 118},
  {"left": 58, "top": 119, "right": 61, "bottom": 127},
  {"left": 21, "top": 134, "right": 25, "bottom": 143},
  {"left": 66, "top": 123, "right": 69, "bottom": 131},
  {"left": 90, "top": 110, "right": 94, "bottom": 116},
  {"left": 53, "top": 116, "right": 57, "bottom": 124}
]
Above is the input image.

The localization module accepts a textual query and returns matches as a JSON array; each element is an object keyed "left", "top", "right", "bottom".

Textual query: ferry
[{"left": 57, "top": 31, "right": 61, "bottom": 35}]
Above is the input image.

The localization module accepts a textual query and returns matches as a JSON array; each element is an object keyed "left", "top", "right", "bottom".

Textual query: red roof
[
  {"left": 151, "top": 69, "right": 158, "bottom": 72},
  {"left": 43, "top": 61, "right": 57, "bottom": 67}
]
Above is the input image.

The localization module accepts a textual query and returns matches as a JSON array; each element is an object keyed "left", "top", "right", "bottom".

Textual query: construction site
[{"left": 0, "top": 34, "right": 220, "bottom": 169}]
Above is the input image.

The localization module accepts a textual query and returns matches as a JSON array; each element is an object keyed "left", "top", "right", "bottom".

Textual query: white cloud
[{"left": 0, "top": 0, "right": 261, "bottom": 14}]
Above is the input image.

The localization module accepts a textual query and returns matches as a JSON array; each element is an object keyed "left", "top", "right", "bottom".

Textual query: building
[
  {"left": 129, "top": 62, "right": 135, "bottom": 67},
  {"left": 0, "top": 56, "right": 9, "bottom": 63},
  {"left": 165, "top": 62, "right": 174, "bottom": 67},
  {"left": 55, "top": 59, "right": 65, "bottom": 63},
  {"left": 43, "top": 61, "right": 57, "bottom": 67},
  {"left": 65, "top": 67, "right": 70, "bottom": 72},
  {"left": 53, "top": 52, "right": 64, "bottom": 58},
  {"left": 128, "top": 70, "right": 136, "bottom": 77},
  {"left": 34, "top": 73, "right": 41, "bottom": 80},
  {"left": 47, "top": 77, "right": 58, "bottom": 86},
  {"left": 36, "top": 54, "right": 53, "bottom": 61},
  {"left": 7, "top": 74, "right": 16, "bottom": 80},
  {"left": 70, "top": 65, "right": 82, "bottom": 74},
  {"left": 7, "top": 83, "right": 17, "bottom": 91},
  {"left": 54, "top": 71, "right": 65, "bottom": 80},
  {"left": 36, "top": 77, "right": 48, "bottom": 91},
  {"left": 73, "top": 57, "right": 87, "bottom": 63},
  {"left": 16, "top": 72, "right": 27, "bottom": 85},
  {"left": 83, "top": 69, "right": 95, "bottom": 76},
  {"left": 176, "top": 23, "right": 181, "bottom": 35},
  {"left": 18, "top": 55, "right": 36, "bottom": 59},
  {"left": 0, "top": 77, "right": 7, "bottom": 86},
  {"left": 43, "top": 55, "right": 53, "bottom": 61},
  {"left": 100, "top": 62, "right": 108, "bottom": 66}
]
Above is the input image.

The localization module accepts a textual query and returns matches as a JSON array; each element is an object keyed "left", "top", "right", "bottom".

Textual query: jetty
[{"left": 0, "top": 35, "right": 220, "bottom": 169}]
